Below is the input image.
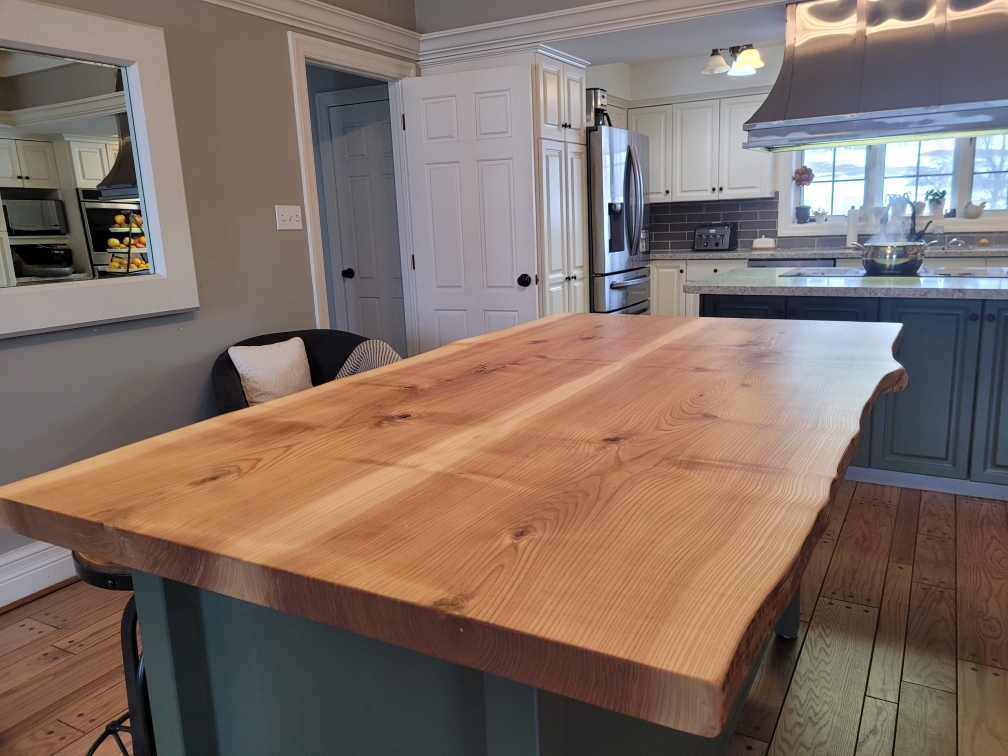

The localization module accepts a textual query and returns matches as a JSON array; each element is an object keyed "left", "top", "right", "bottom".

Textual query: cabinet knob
[
  {"left": 788, "top": 308, "right": 797, "bottom": 316},
  {"left": 774, "top": 308, "right": 783, "bottom": 316},
  {"left": 571, "top": 274, "right": 577, "bottom": 280},
  {"left": 987, "top": 313, "right": 996, "bottom": 322},
  {"left": 341, "top": 267, "right": 355, "bottom": 279},
  {"left": 16, "top": 175, "right": 22, "bottom": 180},
  {"left": 711, "top": 187, "right": 716, "bottom": 193},
  {"left": 24, "top": 176, "right": 29, "bottom": 180},
  {"left": 665, "top": 190, "right": 670, "bottom": 195},
  {"left": 970, "top": 313, "right": 979, "bottom": 321},
  {"left": 713, "top": 268, "right": 718, "bottom": 273},
  {"left": 564, "top": 275, "right": 571, "bottom": 281},
  {"left": 719, "top": 186, "right": 723, "bottom": 191},
  {"left": 517, "top": 273, "right": 532, "bottom": 287}
]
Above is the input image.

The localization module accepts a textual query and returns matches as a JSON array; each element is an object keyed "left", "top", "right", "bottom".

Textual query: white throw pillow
[{"left": 227, "top": 337, "right": 313, "bottom": 406}]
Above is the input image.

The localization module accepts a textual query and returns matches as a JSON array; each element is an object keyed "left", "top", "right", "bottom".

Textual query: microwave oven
[{"left": 2, "top": 199, "right": 68, "bottom": 236}]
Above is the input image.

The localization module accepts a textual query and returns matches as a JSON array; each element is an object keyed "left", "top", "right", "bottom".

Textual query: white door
[
  {"left": 565, "top": 142, "right": 589, "bottom": 313},
  {"left": 403, "top": 65, "right": 538, "bottom": 351},
  {"left": 324, "top": 93, "right": 407, "bottom": 357},
  {"left": 629, "top": 105, "right": 672, "bottom": 202},
  {"left": 650, "top": 262, "right": 685, "bottom": 317},
  {"left": 537, "top": 57, "right": 565, "bottom": 141},
  {"left": 70, "top": 140, "right": 110, "bottom": 189},
  {"left": 672, "top": 100, "right": 719, "bottom": 202},
  {"left": 563, "top": 65, "right": 586, "bottom": 144},
  {"left": 719, "top": 95, "right": 773, "bottom": 199},
  {"left": 540, "top": 139, "right": 567, "bottom": 315},
  {"left": 0, "top": 139, "right": 22, "bottom": 188},
  {"left": 17, "top": 141, "right": 60, "bottom": 189}
]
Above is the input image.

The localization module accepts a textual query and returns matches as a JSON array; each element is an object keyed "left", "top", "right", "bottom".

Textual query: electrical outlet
[{"left": 275, "top": 205, "right": 303, "bottom": 230}]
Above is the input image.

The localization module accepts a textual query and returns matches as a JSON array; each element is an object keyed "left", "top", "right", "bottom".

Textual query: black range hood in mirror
[
  {"left": 744, "top": 0, "right": 1008, "bottom": 151},
  {"left": 96, "top": 70, "right": 138, "bottom": 199}
]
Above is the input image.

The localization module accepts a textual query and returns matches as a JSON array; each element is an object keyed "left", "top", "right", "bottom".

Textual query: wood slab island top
[{"left": 0, "top": 313, "right": 906, "bottom": 737}]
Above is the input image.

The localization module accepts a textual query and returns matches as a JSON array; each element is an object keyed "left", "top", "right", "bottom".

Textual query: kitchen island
[
  {"left": 686, "top": 267, "right": 1008, "bottom": 488},
  {"left": 0, "top": 314, "right": 905, "bottom": 756}
]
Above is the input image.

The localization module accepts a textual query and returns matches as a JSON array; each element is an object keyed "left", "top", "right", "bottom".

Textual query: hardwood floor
[
  {"left": 0, "top": 581, "right": 131, "bottom": 755},
  {"left": 730, "top": 481, "right": 1008, "bottom": 756},
  {"left": 1, "top": 480, "right": 1005, "bottom": 756}
]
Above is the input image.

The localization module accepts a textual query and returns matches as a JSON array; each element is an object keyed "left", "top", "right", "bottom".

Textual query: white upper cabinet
[
  {"left": 0, "top": 139, "right": 60, "bottom": 189},
  {"left": 70, "top": 140, "right": 110, "bottom": 189},
  {"left": 535, "top": 55, "right": 586, "bottom": 144},
  {"left": 0, "top": 140, "right": 20, "bottom": 188},
  {"left": 672, "top": 99, "right": 719, "bottom": 202},
  {"left": 628, "top": 105, "right": 672, "bottom": 202},
  {"left": 718, "top": 95, "right": 773, "bottom": 200}
]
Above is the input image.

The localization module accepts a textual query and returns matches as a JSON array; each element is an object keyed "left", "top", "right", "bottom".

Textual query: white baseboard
[
  {"left": 0, "top": 541, "right": 75, "bottom": 610},
  {"left": 846, "top": 466, "right": 1008, "bottom": 501}
]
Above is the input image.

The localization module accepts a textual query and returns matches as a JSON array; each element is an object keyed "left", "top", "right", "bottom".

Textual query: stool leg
[
  {"left": 121, "top": 596, "right": 157, "bottom": 756},
  {"left": 774, "top": 589, "right": 800, "bottom": 639}
]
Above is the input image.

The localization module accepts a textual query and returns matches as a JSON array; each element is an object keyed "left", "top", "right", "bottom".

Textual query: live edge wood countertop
[{"left": 0, "top": 313, "right": 906, "bottom": 737}]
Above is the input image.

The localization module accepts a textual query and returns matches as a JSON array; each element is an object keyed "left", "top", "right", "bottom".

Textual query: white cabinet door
[
  {"left": 683, "top": 259, "right": 746, "bottom": 316},
  {"left": 565, "top": 142, "right": 589, "bottom": 313},
  {"left": 106, "top": 141, "right": 120, "bottom": 169},
  {"left": 650, "top": 261, "right": 686, "bottom": 317},
  {"left": 628, "top": 105, "right": 672, "bottom": 202},
  {"left": 718, "top": 95, "right": 772, "bottom": 199},
  {"left": 402, "top": 66, "right": 539, "bottom": 351},
  {"left": 17, "top": 141, "right": 60, "bottom": 189},
  {"left": 537, "top": 58, "right": 565, "bottom": 141},
  {"left": 672, "top": 100, "right": 719, "bottom": 202},
  {"left": 0, "top": 139, "right": 23, "bottom": 188},
  {"left": 563, "top": 65, "right": 586, "bottom": 144},
  {"left": 540, "top": 139, "right": 568, "bottom": 315},
  {"left": 70, "top": 140, "right": 110, "bottom": 189},
  {"left": 607, "top": 105, "right": 628, "bottom": 130}
]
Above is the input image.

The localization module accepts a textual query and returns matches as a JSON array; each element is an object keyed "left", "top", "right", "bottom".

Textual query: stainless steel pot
[{"left": 854, "top": 240, "right": 937, "bottom": 275}]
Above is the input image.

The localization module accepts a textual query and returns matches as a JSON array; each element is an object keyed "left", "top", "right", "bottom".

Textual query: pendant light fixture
[{"left": 702, "top": 44, "right": 763, "bottom": 76}]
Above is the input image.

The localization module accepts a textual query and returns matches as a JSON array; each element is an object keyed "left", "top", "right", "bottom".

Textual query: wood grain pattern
[
  {"left": 9, "top": 720, "right": 82, "bottom": 756},
  {"left": 958, "top": 659, "right": 1008, "bottom": 756},
  {"left": 956, "top": 496, "right": 1008, "bottom": 670},
  {"left": 727, "top": 733, "right": 769, "bottom": 756},
  {"left": 903, "top": 582, "right": 957, "bottom": 693},
  {"left": 0, "top": 620, "right": 56, "bottom": 658},
  {"left": 56, "top": 680, "right": 127, "bottom": 734},
  {"left": 913, "top": 535, "right": 955, "bottom": 590},
  {"left": 736, "top": 622, "right": 809, "bottom": 741},
  {"left": 918, "top": 491, "right": 955, "bottom": 540},
  {"left": 767, "top": 599, "right": 878, "bottom": 756},
  {"left": 0, "top": 314, "right": 906, "bottom": 736},
  {"left": 889, "top": 489, "right": 920, "bottom": 566},
  {"left": 866, "top": 563, "right": 912, "bottom": 703},
  {"left": 854, "top": 697, "right": 897, "bottom": 756},
  {"left": 800, "top": 536, "right": 835, "bottom": 622},
  {"left": 821, "top": 484, "right": 899, "bottom": 607},
  {"left": 893, "top": 682, "right": 955, "bottom": 756}
]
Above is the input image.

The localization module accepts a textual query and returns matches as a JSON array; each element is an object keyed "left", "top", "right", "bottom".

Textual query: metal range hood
[
  {"left": 744, "top": 0, "right": 1008, "bottom": 151},
  {"left": 96, "top": 70, "right": 138, "bottom": 198}
]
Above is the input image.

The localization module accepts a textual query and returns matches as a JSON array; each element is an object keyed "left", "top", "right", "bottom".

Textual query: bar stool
[{"left": 72, "top": 552, "right": 156, "bottom": 756}]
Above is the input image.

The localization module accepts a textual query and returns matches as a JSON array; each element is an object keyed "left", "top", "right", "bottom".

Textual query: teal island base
[{"left": 132, "top": 572, "right": 772, "bottom": 756}]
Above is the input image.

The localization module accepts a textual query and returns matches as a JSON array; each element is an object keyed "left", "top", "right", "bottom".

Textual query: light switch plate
[{"left": 275, "top": 205, "right": 303, "bottom": 230}]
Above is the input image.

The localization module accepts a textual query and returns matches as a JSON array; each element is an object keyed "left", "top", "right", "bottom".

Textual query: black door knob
[
  {"left": 341, "top": 268, "right": 355, "bottom": 279},
  {"left": 517, "top": 273, "right": 532, "bottom": 287},
  {"left": 987, "top": 313, "right": 996, "bottom": 322},
  {"left": 970, "top": 313, "right": 979, "bottom": 321}
]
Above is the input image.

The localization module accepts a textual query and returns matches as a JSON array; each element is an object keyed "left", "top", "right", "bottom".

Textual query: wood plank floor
[
  {"left": 730, "top": 482, "right": 1008, "bottom": 756},
  {"left": 1, "top": 481, "right": 1005, "bottom": 756}
]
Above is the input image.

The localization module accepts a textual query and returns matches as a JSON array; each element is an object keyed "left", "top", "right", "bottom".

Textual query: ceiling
[
  {"left": 550, "top": 4, "right": 786, "bottom": 65},
  {"left": 0, "top": 49, "right": 73, "bottom": 79}
]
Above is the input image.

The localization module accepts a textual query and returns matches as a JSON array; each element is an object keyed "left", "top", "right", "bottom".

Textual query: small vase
[
  {"left": 815, "top": 214, "right": 827, "bottom": 223},
  {"left": 928, "top": 200, "right": 944, "bottom": 217},
  {"left": 795, "top": 205, "right": 811, "bottom": 223}
]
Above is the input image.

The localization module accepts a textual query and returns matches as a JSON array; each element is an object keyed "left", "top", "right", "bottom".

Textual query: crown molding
[
  {"left": 202, "top": 0, "right": 420, "bottom": 59},
  {"left": 417, "top": 0, "right": 781, "bottom": 66},
  {"left": 0, "top": 92, "right": 126, "bottom": 130}
]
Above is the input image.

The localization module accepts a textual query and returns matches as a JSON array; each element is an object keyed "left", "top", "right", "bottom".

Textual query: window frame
[
  {"left": 0, "top": 0, "right": 198, "bottom": 339},
  {"left": 777, "top": 137, "right": 1008, "bottom": 237}
]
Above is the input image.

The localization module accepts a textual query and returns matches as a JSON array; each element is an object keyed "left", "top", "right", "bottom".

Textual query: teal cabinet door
[
  {"left": 787, "top": 296, "right": 879, "bottom": 467},
  {"left": 872, "top": 298, "right": 982, "bottom": 479},
  {"left": 970, "top": 301, "right": 1008, "bottom": 484},
  {"left": 701, "top": 295, "right": 786, "bottom": 318}
]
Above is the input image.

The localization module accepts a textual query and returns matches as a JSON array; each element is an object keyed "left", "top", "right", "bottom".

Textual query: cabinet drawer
[
  {"left": 685, "top": 259, "right": 746, "bottom": 282},
  {"left": 701, "top": 294, "right": 786, "bottom": 319}
]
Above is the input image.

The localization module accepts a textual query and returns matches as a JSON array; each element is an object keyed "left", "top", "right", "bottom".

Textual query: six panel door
[
  {"left": 871, "top": 298, "right": 982, "bottom": 479},
  {"left": 402, "top": 66, "right": 539, "bottom": 352}
]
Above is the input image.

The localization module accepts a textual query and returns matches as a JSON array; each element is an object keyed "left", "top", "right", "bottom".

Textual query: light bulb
[
  {"left": 727, "top": 60, "right": 757, "bottom": 76},
  {"left": 702, "top": 50, "right": 730, "bottom": 75},
  {"left": 735, "top": 47, "right": 764, "bottom": 69}
]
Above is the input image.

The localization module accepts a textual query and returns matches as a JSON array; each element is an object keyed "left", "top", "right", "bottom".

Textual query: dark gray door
[
  {"left": 871, "top": 298, "right": 982, "bottom": 479},
  {"left": 787, "top": 296, "right": 879, "bottom": 467},
  {"left": 970, "top": 301, "right": 1008, "bottom": 484}
]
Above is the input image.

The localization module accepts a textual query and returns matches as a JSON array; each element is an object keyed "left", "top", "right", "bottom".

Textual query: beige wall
[
  {"left": 414, "top": 0, "right": 590, "bottom": 33},
  {"left": 0, "top": 0, "right": 375, "bottom": 555},
  {"left": 1, "top": 62, "right": 117, "bottom": 110},
  {"left": 315, "top": 0, "right": 416, "bottom": 31}
]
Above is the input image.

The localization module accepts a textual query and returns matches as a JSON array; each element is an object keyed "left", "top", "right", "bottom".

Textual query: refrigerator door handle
[{"left": 625, "top": 145, "right": 644, "bottom": 257}]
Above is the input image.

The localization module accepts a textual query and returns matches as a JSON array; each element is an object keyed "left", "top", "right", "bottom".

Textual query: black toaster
[{"left": 693, "top": 222, "right": 738, "bottom": 251}]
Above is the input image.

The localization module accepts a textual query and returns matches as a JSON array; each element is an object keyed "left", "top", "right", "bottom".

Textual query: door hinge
[
  {"left": 411, "top": 254, "right": 415, "bottom": 270},
  {"left": 535, "top": 274, "right": 539, "bottom": 285},
  {"left": 402, "top": 113, "right": 406, "bottom": 130}
]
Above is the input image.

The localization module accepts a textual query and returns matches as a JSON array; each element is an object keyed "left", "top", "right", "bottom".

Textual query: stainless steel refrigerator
[{"left": 589, "top": 126, "right": 650, "bottom": 314}]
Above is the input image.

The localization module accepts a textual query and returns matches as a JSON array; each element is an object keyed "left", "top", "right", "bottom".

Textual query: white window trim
[
  {"left": 776, "top": 141, "right": 1008, "bottom": 237},
  {"left": 0, "top": 0, "right": 198, "bottom": 339}
]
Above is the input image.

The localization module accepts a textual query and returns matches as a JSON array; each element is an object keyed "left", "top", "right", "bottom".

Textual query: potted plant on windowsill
[
  {"left": 925, "top": 189, "right": 947, "bottom": 217},
  {"left": 813, "top": 208, "right": 829, "bottom": 223},
  {"left": 793, "top": 166, "right": 814, "bottom": 223}
]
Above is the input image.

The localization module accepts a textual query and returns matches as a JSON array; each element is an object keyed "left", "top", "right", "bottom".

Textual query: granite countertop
[
  {"left": 648, "top": 246, "right": 1008, "bottom": 261},
  {"left": 683, "top": 266, "right": 1008, "bottom": 299}
]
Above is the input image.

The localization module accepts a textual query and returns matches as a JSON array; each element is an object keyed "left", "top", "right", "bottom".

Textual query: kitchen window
[
  {"left": 801, "top": 146, "right": 868, "bottom": 216},
  {"left": 881, "top": 139, "right": 955, "bottom": 205},
  {"left": 972, "top": 135, "right": 1008, "bottom": 210},
  {"left": 0, "top": 1, "right": 198, "bottom": 339}
]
